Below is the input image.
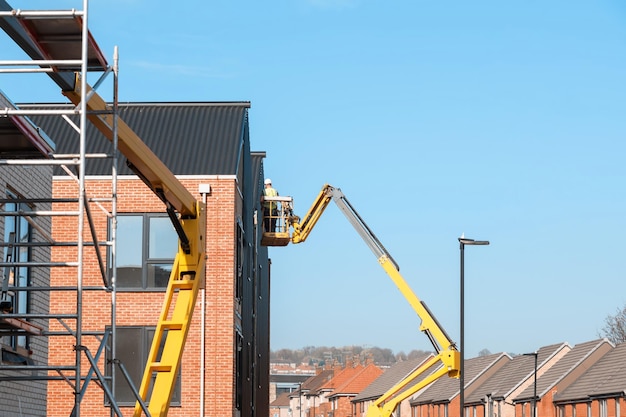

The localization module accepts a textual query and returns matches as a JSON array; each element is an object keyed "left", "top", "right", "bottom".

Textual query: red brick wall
[
  {"left": 413, "top": 400, "right": 458, "bottom": 417},
  {"left": 47, "top": 176, "right": 239, "bottom": 417}
]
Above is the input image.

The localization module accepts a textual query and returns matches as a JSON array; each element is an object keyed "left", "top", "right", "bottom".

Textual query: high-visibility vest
[{"left": 263, "top": 187, "right": 278, "bottom": 211}]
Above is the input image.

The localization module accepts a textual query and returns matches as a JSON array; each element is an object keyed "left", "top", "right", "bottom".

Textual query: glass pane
[
  {"left": 117, "top": 216, "right": 143, "bottom": 287},
  {"left": 148, "top": 217, "right": 177, "bottom": 259},
  {"left": 147, "top": 329, "right": 181, "bottom": 404},
  {"left": 147, "top": 263, "right": 172, "bottom": 288},
  {"left": 18, "top": 215, "right": 29, "bottom": 245},
  {"left": 3, "top": 204, "right": 15, "bottom": 263},
  {"left": 17, "top": 209, "right": 29, "bottom": 319},
  {"left": 114, "top": 327, "right": 144, "bottom": 404},
  {"left": 117, "top": 216, "right": 143, "bottom": 267}
]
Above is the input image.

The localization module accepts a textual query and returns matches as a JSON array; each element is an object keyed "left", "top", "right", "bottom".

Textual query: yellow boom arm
[
  {"left": 62, "top": 78, "right": 206, "bottom": 417},
  {"left": 289, "top": 184, "right": 459, "bottom": 417}
]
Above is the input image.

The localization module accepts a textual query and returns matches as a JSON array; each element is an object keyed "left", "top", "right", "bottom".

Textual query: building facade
[{"left": 36, "top": 102, "right": 271, "bottom": 417}]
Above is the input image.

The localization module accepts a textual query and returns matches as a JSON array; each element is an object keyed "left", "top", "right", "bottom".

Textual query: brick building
[{"left": 30, "top": 101, "right": 272, "bottom": 417}]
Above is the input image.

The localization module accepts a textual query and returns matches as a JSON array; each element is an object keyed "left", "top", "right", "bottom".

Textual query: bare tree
[{"left": 600, "top": 304, "right": 626, "bottom": 344}]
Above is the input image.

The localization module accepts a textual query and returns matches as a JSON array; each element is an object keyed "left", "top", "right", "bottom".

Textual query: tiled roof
[
  {"left": 353, "top": 354, "right": 434, "bottom": 402},
  {"left": 294, "top": 370, "right": 334, "bottom": 397},
  {"left": 411, "top": 353, "right": 510, "bottom": 404},
  {"left": 554, "top": 341, "right": 626, "bottom": 402},
  {"left": 330, "top": 363, "right": 383, "bottom": 397},
  {"left": 270, "top": 392, "right": 291, "bottom": 407},
  {"left": 319, "top": 364, "right": 364, "bottom": 394},
  {"left": 514, "top": 339, "right": 612, "bottom": 402},
  {"left": 465, "top": 343, "right": 568, "bottom": 403},
  {"left": 21, "top": 102, "right": 250, "bottom": 176}
]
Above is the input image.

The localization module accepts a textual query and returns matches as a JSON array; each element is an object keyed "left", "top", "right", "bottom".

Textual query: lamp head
[{"left": 458, "top": 237, "right": 490, "bottom": 246}]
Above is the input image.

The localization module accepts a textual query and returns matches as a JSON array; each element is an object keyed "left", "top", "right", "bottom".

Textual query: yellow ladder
[{"left": 134, "top": 203, "right": 206, "bottom": 417}]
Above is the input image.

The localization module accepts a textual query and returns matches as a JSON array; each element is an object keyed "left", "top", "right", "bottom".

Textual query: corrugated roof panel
[
  {"left": 251, "top": 152, "right": 266, "bottom": 204},
  {"left": 22, "top": 102, "right": 250, "bottom": 176}
]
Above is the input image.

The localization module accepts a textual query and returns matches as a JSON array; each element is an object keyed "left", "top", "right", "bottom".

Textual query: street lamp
[
  {"left": 523, "top": 352, "right": 538, "bottom": 417},
  {"left": 458, "top": 236, "right": 490, "bottom": 417}
]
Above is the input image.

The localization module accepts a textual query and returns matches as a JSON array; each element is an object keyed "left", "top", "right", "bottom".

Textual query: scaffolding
[
  {"left": 0, "top": 2, "right": 210, "bottom": 416},
  {"left": 0, "top": 1, "right": 123, "bottom": 415}
]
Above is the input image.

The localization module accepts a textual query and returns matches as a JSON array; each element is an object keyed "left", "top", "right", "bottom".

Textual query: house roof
[
  {"left": 465, "top": 342, "right": 569, "bottom": 404},
  {"left": 514, "top": 338, "right": 612, "bottom": 402},
  {"left": 319, "top": 364, "right": 364, "bottom": 394},
  {"left": 353, "top": 353, "right": 435, "bottom": 402},
  {"left": 554, "top": 341, "right": 626, "bottom": 402},
  {"left": 21, "top": 102, "right": 251, "bottom": 176},
  {"left": 411, "top": 352, "right": 511, "bottom": 405},
  {"left": 270, "top": 391, "right": 292, "bottom": 408},
  {"left": 329, "top": 363, "right": 383, "bottom": 398},
  {"left": 292, "top": 369, "right": 334, "bottom": 398}
]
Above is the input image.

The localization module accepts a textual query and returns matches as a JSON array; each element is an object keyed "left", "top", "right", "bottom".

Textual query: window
[
  {"left": 106, "top": 326, "right": 181, "bottom": 406},
  {"left": 2, "top": 193, "right": 31, "bottom": 351},
  {"left": 113, "top": 214, "right": 177, "bottom": 290}
]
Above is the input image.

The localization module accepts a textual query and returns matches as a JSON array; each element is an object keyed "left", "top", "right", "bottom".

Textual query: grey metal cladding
[{"left": 22, "top": 101, "right": 250, "bottom": 176}]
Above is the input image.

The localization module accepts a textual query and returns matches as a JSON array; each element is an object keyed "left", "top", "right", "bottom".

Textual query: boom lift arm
[
  {"left": 63, "top": 79, "right": 206, "bottom": 417},
  {"left": 288, "top": 184, "right": 460, "bottom": 417}
]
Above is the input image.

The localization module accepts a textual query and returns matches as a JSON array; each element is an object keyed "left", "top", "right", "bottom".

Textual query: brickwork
[
  {"left": 47, "top": 176, "right": 240, "bottom": 417},
  {"left": 0, "top": 165, "right": 52, "bottom": 417}
]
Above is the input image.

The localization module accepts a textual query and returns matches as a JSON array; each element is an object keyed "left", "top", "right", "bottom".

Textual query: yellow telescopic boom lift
[{"left": 265, "top": 184, "right": 460, "bottom": 417}]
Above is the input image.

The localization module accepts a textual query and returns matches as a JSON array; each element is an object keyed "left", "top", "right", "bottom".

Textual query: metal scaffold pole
[{"left": 0, "top": 0, "right": 122, "bottom": 415}]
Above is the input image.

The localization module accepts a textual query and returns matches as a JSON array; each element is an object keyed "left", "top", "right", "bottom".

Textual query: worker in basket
[{"left": 262, "top": 178, "right": 279, "bottom": 232}]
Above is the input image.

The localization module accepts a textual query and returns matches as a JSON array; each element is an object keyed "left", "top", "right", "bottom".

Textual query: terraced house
[{"left": 273, "top": 339, "right": 626, "bottom": 417}]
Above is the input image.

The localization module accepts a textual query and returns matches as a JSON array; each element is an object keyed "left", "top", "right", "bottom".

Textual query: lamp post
[
  {"left": 523, "top": 352, "right": 538, "bottom": 417},
  {"left": 458, "top": 236, "right": 490, "bottom": 417}
]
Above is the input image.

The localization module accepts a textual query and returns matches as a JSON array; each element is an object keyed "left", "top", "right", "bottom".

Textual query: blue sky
[{"left": 3, "top": 0, "right": 626, "bottom": 358}]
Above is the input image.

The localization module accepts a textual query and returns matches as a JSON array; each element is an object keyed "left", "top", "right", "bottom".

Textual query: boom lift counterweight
[{"left": 263, "top": 184, "right": 460, "bottom": 417}]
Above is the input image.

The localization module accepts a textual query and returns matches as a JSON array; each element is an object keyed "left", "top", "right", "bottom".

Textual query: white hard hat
[{"left": 264, "top": 178, "right": 272, "bottom": 185}]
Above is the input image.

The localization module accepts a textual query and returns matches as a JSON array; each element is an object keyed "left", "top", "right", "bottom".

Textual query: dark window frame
[
  {"left": 105, "top": 326, "right": 181, "bottom": 407},
  {"left": 2, "top": 190, "right": 32, "bottom": 352},
  {"left": 110, "top": 213, "right": 177, "bottom": 291}
]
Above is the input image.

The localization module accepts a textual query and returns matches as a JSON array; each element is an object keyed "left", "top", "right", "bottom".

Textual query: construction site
[{"left": 2, "top": 2, "right": 626, "bottom": 417}]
